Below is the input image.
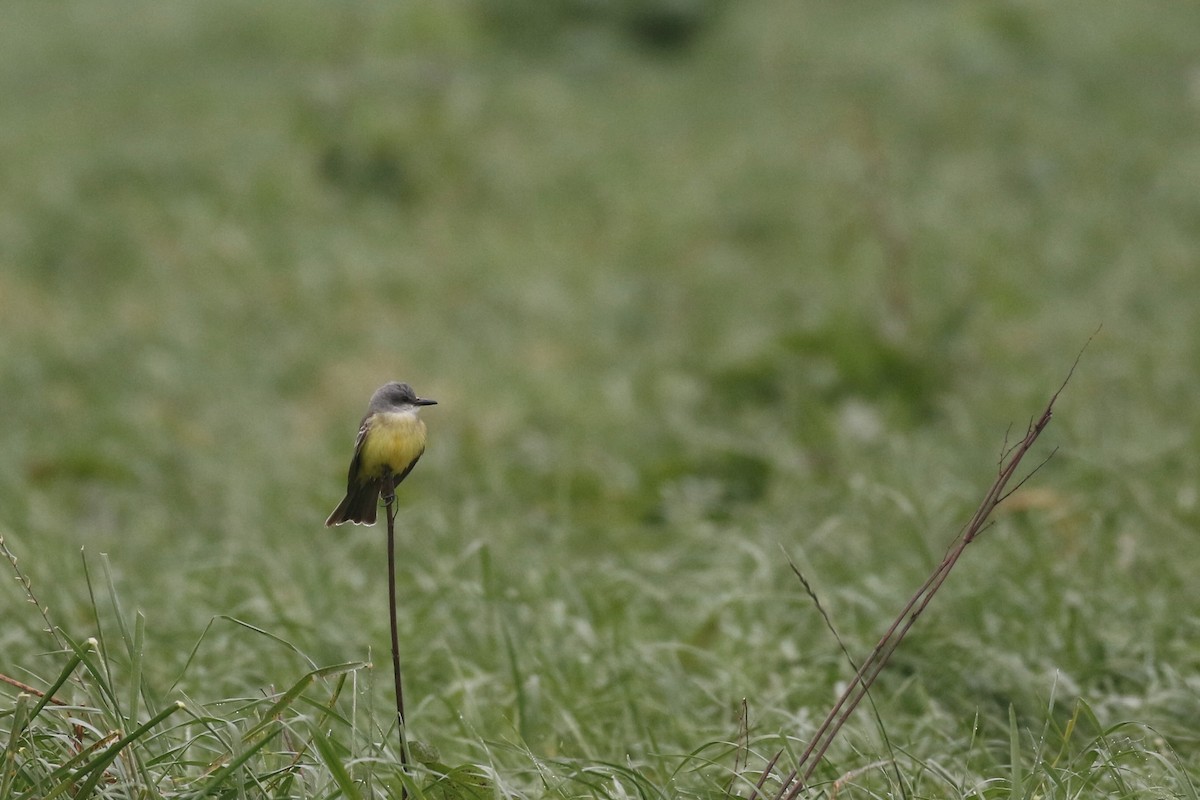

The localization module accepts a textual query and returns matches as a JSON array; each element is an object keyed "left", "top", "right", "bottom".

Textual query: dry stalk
[{"left": 767, "top": 334, "right": 1093, "bottom": 798}]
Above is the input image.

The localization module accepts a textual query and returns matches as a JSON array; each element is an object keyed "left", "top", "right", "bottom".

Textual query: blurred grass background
[{"left": 2, "top": 1, "right": 1200, "bottom": 796}]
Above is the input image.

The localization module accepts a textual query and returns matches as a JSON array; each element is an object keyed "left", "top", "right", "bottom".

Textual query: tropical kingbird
[{"left": 325, "top": 381, "right": 437, "bottom": 527}]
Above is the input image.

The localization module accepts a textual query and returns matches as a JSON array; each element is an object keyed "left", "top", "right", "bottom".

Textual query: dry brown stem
[{"left": 767, "top": 334, "right": 1093, "bottom": 798}]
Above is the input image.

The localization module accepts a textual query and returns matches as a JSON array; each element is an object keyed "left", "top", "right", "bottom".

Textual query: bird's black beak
[{"left": 415, "top": 397, "right": 438, "bottom": 406}]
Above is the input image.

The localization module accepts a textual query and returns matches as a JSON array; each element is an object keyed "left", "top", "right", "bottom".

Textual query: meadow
[{"left": 2, "top": 2, "right": 1200, "bottom": 797}]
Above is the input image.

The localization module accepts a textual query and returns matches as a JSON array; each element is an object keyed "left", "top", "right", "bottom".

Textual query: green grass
[{"left": 3, "top": 1, "right": 1200, "bottom": 797}]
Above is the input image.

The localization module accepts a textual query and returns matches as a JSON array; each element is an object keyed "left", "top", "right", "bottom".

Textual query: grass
[{"left": 3, "top": 1, "right": 1200, "bottom": 796}]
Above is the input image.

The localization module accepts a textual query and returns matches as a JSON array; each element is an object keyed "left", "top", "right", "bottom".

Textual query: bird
[{"left": 325, "top": 381, "right": 437, "bottom": 526}]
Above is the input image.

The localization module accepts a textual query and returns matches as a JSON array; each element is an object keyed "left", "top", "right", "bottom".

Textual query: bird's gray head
[{"left": 369, "top": 381, "right": 437, "bottom": 414}]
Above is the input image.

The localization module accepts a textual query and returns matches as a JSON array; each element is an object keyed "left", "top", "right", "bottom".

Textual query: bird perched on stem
[{"left": 325, "top": 381, "right": 436, "bottom": 526}]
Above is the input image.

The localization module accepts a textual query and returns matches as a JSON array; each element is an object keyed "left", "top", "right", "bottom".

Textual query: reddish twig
[
  {"left": 749, "top": 749, "right": 783, "bottom": 800},
  {"left": 768, "top": 333, "right": 1094, "bottom": 797},
  {"left": 0, "top": 673, "right": 68, "bottom": 704}
]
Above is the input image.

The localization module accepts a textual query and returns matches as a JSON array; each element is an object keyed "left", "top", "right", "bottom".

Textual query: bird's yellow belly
[{"left": 360, "top": 412, "right": 427, "bottom": 477}]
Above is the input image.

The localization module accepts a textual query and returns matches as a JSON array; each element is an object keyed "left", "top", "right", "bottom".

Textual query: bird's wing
[{"left": 345, "top": 413, "right": 374, "bottom": 485}]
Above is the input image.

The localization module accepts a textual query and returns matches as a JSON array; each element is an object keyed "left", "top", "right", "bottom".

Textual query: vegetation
[{"left": 2, "top": 2, "right": 1199, "bottom": 797}]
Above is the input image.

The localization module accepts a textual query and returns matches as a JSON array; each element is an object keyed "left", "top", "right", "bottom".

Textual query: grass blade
[
  {"left": 33, "top": 701, "right": 183, "bottom": 800},
  {"left": 244, "top": 661, "right": 367, "bottom": 742},
  {"left": 1008, "top": 704, "right": 1025, "bottom": 800},
  {"left": 11, "top": 651, "right": 83, "bottom": 739},
  {"left": 182, "top": 720, "right": 284, "bottom": 799},
  {"left": 1, "top": 693, "right": 32, "bottom": 800},
  {"left": 128, "top": 610, "right": 145, "bottom": 728},
  {"left": 310, "top": 725, "right": 364, "bottom": 800}
]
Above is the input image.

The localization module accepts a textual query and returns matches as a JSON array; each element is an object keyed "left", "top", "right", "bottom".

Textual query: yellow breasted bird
[{"left": 325, "top": 381, "right": 436, "bottom": 526}]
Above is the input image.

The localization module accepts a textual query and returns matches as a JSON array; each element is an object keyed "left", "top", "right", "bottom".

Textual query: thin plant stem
[
  {"left": 382, "top": 473, "right": 409, "bottom": 781},
  {"left": 768, "top": 332, "right": 1094, "bottom": 798}
]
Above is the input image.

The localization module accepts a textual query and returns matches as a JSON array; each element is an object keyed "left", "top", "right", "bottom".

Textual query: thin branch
[
  {"left": 0, "top": 673, "right": 67, "bottom": 704},
  {"left": 783, "top": 555, "right": 908, "bottom": 798},
  {"left": 998, "top": 446, "right": 1059, "bottom": 505},
  {"left": 1, "top": 533, "right": 65, "bottom": 650},
  {"left": 766, "top": 333, "right": 1094, "bottom": 796},
  {"left": 749, "top": 749, "right": 782, "bottom": 800},
  {"left": 382, "top": 474, "right": 410, "bottom": 785},
  {"left": 726, "top": 699, "right": 750, "bottom": 800}
]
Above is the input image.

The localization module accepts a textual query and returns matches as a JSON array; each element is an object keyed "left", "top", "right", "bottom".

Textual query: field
[{"left": 3, "top": 2, "right": 1200, "bottom": 797}]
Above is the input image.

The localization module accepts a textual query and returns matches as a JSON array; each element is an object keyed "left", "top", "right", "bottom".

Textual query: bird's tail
[{"left": 325, "top": 480, "right": 382, "bottom": 526}]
